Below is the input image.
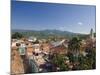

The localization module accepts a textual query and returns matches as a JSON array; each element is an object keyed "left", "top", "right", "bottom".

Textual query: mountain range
[{"left": 12, "top": 29, "right": 88, "bottom": 39}]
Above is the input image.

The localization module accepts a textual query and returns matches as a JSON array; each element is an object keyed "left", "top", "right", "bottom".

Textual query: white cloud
[{"left": 78, "top": 22, "right": 83, "bottom": 26}]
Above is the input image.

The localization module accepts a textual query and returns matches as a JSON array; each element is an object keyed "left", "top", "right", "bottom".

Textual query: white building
[
  {"left": 28, "top": 36, "right": 37, "bottom": 42},
  {"left": 33, "top": 44, "right": 41, "bottom": 53}
]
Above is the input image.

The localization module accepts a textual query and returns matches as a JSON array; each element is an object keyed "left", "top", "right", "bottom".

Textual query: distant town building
[
  {"left": 41, "top": 43, "right": 52, "bottom": 55},
  {"left": 18, "top": 43, "right": 26, "bottom": 57},
  {"left": 50, "top": 39, "right": 68, "bottom": 54},
  {"left": 26, "top": 44, "right": 34, "bottom": 57},
  {"left": 28, "top": 36, "right": 37, "bottom": 42},
  {"left": 33, "top": 44, "right": 41, "bottom": 54}
]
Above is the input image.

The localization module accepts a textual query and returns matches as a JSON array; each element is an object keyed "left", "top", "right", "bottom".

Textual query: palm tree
[{"left": 68, "top": 37, "right": 81, "bottom": 63}]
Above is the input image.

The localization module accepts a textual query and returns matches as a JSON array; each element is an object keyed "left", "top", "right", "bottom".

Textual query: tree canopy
[{"left": 12, "top": 32, "right": 24, "bottom": 39}]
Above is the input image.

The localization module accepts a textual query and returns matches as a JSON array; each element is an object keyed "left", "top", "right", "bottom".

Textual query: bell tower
[{"left": 90, "top": 28, "right": 94, "bottom": 39}]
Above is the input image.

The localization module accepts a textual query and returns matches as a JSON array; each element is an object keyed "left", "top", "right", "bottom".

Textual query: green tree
[
  {"left": 52, "top": 54, "right": 69, "bottom": 71},
  {"left": 78, "top": 47, "right": 96, "bottom": 70},
  {"left": 67, "top": 52, "right": 74, "bottom": 63},
  {"left": 68, "top": 37, "right": 81, "bottom": 64},
  {"left": 12, "top": 32, "right": 23, "bottom": 39}
]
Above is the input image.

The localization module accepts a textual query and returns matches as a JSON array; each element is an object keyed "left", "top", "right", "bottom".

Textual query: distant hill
[{"left": 12, "top": 29, "right": 88, "bottom": 39}]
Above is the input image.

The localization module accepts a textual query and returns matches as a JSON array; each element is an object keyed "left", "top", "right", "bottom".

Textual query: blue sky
[{"left": 11, "top": 1, "right": 96, "bottom": 34}]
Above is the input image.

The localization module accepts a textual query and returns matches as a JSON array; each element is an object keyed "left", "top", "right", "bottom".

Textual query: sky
[{"left": 11, "top": 1, "right": 96, "bottom": 34}]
